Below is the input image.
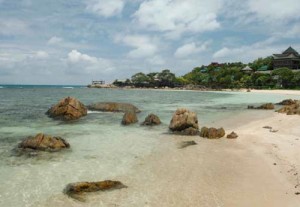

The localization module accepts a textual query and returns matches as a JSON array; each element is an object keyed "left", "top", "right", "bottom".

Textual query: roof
[
  {"left": 257, "top": 65, "right": 269, "bottom": 71},
  {"left": 242, "top": 65, "right": 253, "bottom": 71},
  {"left": 283, "top": 46, "right": 299, "bottom": 55}
]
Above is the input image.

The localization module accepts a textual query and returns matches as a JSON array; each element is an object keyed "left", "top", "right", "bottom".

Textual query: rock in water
[
  {"left": 200, "top": 127, "right": 225, "bottom": 139},
  {"left": 277, "top": 99, "right": 297, "bottom": 105},
  {"left": 17, "top": 133, "right": 70, "bottom": 152},
  {"left": 87, "top": 102, "right": 141, "bottom": 113},
  {"left": 64, "top": 180, "right": 127, "bottom": 201},
  {"left": 169, "top": 108, "right": 199, "bottom": 135},
  {"left": 121, "top": 111, "right": 138, "bottom": 125},
  {"left": 46, "top": 97, "right": 87, "bottom": 120},
  {"left": 141, "top": 114, "right": 161, "bottom": 126},
  {"left": 248, "top": 103, "right": 274, "bottom": 110},
  {"left": 227, "top": 131, "right": 238, "bottom": 139}
]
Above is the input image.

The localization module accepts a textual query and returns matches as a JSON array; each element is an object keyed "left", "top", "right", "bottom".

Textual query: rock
[
  {"left": 169, "top": 108, "right": 199, "bottom": 135},
  {"left": 277, "top": 99, "right": 297, "bottom": 105},
  {"left": 263, "top": 126, "right": 272, "bottom": 129},
  {"left": 178, "top": 140, "right": 197, "bottom": 149},
  {"left": 121, "top": 111, "right": 138, "bottom": 125},
  {"left": 248, "top": 103, "right": 274, "bottom": 110},
  {"left": 64, "top": 180, "right": 127, "bottom": 201},
  {"left": 17, "top": 133, "right": 70, "bottom": 152},
  {"left": 141, "top": 114, "right": 161, "bottom": 126},
  {"left": 46, "top": 97, "right": 87, "bottom": 120},
  {"left": 200, "top": 127, "right": 225, "bottom": 139},
  {"left": 247, "top": 89, "right": 251, "bottom": 92},
  {"left": 276, "top": 101, "right": 300, "bottom": 115},
  {"left": 87, "top": 102, "right": 140, "bottom": 113},
  {"left": 227, "top": 131, "right": 238, "bottom": 139}
]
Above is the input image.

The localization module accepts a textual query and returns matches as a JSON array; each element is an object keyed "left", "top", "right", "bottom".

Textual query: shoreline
[{"left": 44, "top": 108, "right": 300, "bottom": 206}]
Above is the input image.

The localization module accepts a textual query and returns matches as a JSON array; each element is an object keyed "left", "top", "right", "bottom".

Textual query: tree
[
  {"left": 157, "top": 69, "right": 176, "bottom": 87},
  {"left": 272, "top": 68, "right": 294, "bottom": 88},
  {"left": 131, "top": 72, "right": 150, "bottom": 87}
]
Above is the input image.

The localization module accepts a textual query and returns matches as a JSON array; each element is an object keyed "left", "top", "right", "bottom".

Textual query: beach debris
[
  {"left": 276, "top": 99, "right": 297, "bottom": 106},
  {"left": 248, "top": 103, "right": 274, "bottom": 110},
  {"left": 263, "top": 126, "right": 272, "bottom": 129},
  {"left": 169, "top": 108, "right": 199, "bottom": 135},
  {"left": 178, "top": 140, "right": 197, "bottom": 149},
  {"left": 87, "top": 102, "right": 141, "bottom": 113},
  {"left": 276, "top": 100, "right": 300, "bottom": 115},
  {"left": 247, "top": 88, "right": 251, "bottom": 92},
  {"left": 16, "top": 133, "right": 70, "bottom": 152},
  {"left": 295, "top": 192, "right": 300, "bottom": 195},
  {"left": 200, "top": 127, "right": 225, "bottom": 139},
  {"left": 270, "top": 129, "right": 279, "bottom": 133},
  {"left": 64, "top": 180, "right": 127, "bottom": 201},
  {"left": 46, "top": 97, "right": 87, "bottom": 120},
  {"left": 121, "top": 110, "right": 138, "bottom": 125},
  {"left": 141, "top": 113, "right": 161, "bottom": 126},
  {"left": 227, "top": 131, "right": 238, "bottom": 139}
]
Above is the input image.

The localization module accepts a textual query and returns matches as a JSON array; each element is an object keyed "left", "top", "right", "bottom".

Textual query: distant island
[{"left": 89, "top": 46, "right": 300, "bottom": 90}]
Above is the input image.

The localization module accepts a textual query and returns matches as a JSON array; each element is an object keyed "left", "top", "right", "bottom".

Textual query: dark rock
[
  {"left": 248, "top": 103, "right": 274, "bottom": 110},
  {"left": 17, "top": 133, "right": 70, "bottom": 152},
  {"left": 178, "top": 141, "right": 197, "bottom": 149},
  {"left": 87, "top": 102, "right": 140, "bottom": 113},
  {"left": 141, "top": 114, "right": 161, "bottom": 126},
  {"left": 227, "top": 131, "right": 238, "bottom": 139},
  {"left": 64, "top": 180, "right": 127, "bottom": 201},
  {"left": 277, "top": 99, "right": 297, "bottom": 105},
  {"left": 46, "top": 97, "right": 87, "bottom": 120},
  {"left": 169, "top": 108, "right": 199, "bottom": 135},
  {"left": 121, "top": 111, "right": 138, "bottom": 125},
  {"left": 276, "top": 101, "right": 300, "bottom": 115},
  {"left": 200, "top": 127, "right": 225, "bottom": 139},
  {"left": 263, "top": 126, "right": 272, "bottom": 129}
]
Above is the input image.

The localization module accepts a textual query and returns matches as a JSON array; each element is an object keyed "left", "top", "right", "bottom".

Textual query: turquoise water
[{"left": 0, "top": 88, "right": 299, "bottom": 207}]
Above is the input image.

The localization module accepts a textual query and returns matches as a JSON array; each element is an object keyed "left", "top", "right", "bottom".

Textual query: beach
[{"left": 1, "top": 88, "right": 300, "bottom": 207}]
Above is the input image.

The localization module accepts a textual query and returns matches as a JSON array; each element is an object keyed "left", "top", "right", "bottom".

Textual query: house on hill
[{"left": 273, "top": 47, "right": 300, "bottom": 70}]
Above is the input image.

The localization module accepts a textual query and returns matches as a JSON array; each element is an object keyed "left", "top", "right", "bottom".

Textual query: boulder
[
  {"left": 46, "top": 97, "right": 87, "bottom": 120},
  {"left": 277, "top": 99, "right": 297, "bottom": 105},
  {"left": 141, "top": 114, "right": 161, "bottom": 126},
  {"left": 64, "top": 180, "right": 127, "bottom": 201},
  {"left": 248, "top": 103, "right": 274, "bottom": 110},
  {"left": 18, "top": 133, "right": 70, "bottom": 152},
  {"left": 276, "top": 102, "right": 300, "bottom": 115},
  {"left": 87, "top": 102, "right": 140, "bottom": 113},
  {"left": 169, "top": 108, "right": 199, "bottom": 135},
  {"left": 200, "top": 127, "right": 225, "bottom": 139},
  {"left": 227, "top": 131, "right": 238, "bottom": 139},
  {"left": 121, "top": 111, "right": 138, "bottom": 125}
]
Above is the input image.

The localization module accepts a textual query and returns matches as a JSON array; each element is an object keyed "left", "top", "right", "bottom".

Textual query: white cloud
[
  {"left": 0, "top": 19, "right": 29, "bottom": 35},
  {"left": 35, "top": 51, "right": 49, "bottom": 59},
  {"left": 175, "top": 41, "right": 210, "bottom": 58},
  {"left": 147, "top": 55, "right": 165, "bottom": 65},
  {"left": 115, "top": 34, "right": 158, "bottom": 58},
  {"left": 133, "top": 0, "right": 221, "bottom": 39},
  {"left": 47, "top": 36, "right": 63, "bottom": 45},
  {"left": 67, "top": 50, "right": 113, "bottom": 74},
  {"left": 85, "top": 0, "right": 124, "bottom": 17}
]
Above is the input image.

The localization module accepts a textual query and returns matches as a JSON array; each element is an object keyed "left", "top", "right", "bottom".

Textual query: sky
[{"left": 0, "top": 0, "right": 300, "bottom": 85}]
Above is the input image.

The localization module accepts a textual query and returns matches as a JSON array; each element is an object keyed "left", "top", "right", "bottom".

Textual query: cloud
[
  {"left": 175, "top": 41, "right": 210, "bottom": 58},
  {"left": 0, "top": 19, "right": 29, "bottom": 36},
  {"left": 47, "top": 36, "right": 63, "bottom": 45},
  {"left": 115, "top": 34, "right": 158, "bottom": 58},
  {"left": 133, "top": 0, "right": 221, "bottom": 39},
  {"left": 67, "top": 50, "right": 113, "bottom": 74},
  {"left": 35, "top": 51, "right": 49, "bottom": 59},
  {"left": 85, "top": 0, "right": 125, "bottom": 17}
]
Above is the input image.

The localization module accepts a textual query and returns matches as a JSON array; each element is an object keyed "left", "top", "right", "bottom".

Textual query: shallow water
[{"left": 0, "top": 88, "right": 299, "bottom": 207}]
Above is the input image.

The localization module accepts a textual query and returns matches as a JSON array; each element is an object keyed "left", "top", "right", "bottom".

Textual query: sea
[{"left": 0, "top": 85, "right": 299, "bottom": 207}]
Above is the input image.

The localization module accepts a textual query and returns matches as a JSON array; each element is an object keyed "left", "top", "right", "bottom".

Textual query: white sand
[
  {"left": 247, "top": 89, "right": 300, "bottom": 96},
  {"left": 51, "top": 110, "right": 300, "bottom": 207}
]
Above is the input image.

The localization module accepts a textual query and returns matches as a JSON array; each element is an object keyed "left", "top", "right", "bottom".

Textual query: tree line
[{"left": 113, "top": 56, "right": 300, "bottom": 89}]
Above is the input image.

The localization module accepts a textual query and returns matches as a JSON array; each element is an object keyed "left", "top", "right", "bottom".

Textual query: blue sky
[{"left": 0, "top": 0, "right": 300, "bottom": 84}]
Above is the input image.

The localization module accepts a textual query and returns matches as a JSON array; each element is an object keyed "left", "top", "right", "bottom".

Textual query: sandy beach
[{"left": 44, "top": 91, "right": 300, "bottom": 207}]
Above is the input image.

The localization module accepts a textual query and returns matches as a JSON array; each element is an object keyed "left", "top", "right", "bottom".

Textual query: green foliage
[{"left": 272, "top": 67, "right": 294, "bottom": 88}]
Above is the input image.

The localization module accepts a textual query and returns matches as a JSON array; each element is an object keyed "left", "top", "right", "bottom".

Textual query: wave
[
  {"left": 87, "top": 110, "right": 103, "bottom": 114},
  {"left": 62, "top": 87, "right": 74, "bottom": 89},
  {"left": 0, "top": 86, "right": 4, "bottom": 89}
]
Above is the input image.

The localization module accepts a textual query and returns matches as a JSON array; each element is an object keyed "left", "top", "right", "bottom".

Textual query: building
[
  {"left": 241, "top": 65, "right": 253, "bottom": 73},
  {"left": 273, "top": 47, "right": 300, "bottom": 69}
]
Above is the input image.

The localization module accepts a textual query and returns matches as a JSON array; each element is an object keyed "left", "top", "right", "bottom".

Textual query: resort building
[
  {"left": 241, "top": 65, "right": 253, "bottom": 73},
  {"left": 273, "top": 47, "right": 300, "bottom": 69}
]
